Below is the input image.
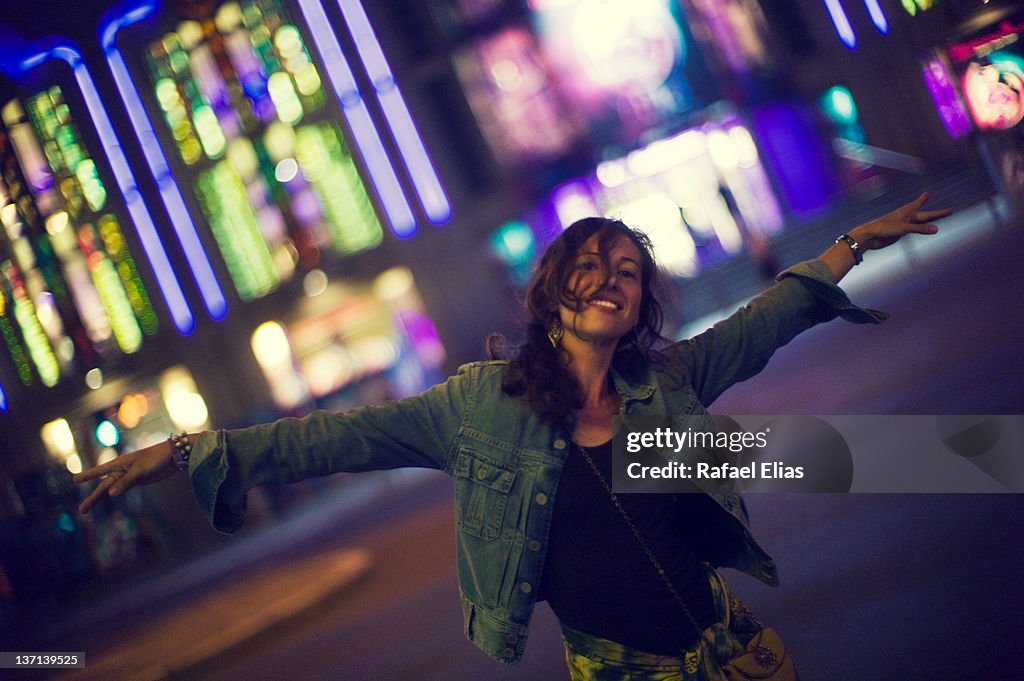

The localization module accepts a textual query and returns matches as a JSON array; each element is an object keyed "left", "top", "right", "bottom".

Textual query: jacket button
[
  {"left": 506, "top": 633, "right": 519, "bottom": 644},
  {"left": 553, "top": 439, "right": 567, "bottom": 450},
  {"left": 527, "top": 540, "right": 541, "bottom": 552},
  {"left": 476, "top": 467, "right": 489, "bottom": 479},
  {"left": 519, "top": 582, "right": 532, "bottom": 593},
  {"left": 501, "top": 647, "right": 515, "bottom": 658},
  {"left": 534, "top": 493, "right": 548, "bottom": 506}
]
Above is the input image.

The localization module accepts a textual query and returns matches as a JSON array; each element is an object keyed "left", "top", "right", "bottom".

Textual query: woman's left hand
[{"left": 849, "top": 192, "right": 953, "bottom": 252}]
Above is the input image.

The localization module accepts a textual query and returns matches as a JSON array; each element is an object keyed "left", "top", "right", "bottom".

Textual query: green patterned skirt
[{"left": 560, "top": 566, "right": 765, "bottom": 681}]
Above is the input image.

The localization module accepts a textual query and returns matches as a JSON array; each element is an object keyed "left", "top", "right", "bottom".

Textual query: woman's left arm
[
  {"left": 819, "top": 192, "right": 952, "bottom": 283},
  {"left": 672, "top": 193, "right": 951, "bottom": 406}
]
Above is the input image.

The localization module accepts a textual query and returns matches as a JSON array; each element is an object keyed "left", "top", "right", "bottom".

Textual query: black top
[{"left": 539, "top": 440, "right": 717, "bottom": 655}]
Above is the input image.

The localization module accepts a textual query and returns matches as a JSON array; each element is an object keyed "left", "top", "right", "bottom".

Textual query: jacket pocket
[{"left": 454, "top": 448, "right": 517, "bottom": 541}]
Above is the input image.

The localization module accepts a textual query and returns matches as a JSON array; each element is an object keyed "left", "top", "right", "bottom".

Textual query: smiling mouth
[{"left": 588, "top": 298, "right": 621, "bottom": 311}]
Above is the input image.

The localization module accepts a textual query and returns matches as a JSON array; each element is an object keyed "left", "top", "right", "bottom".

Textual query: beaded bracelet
[{"left": 168, "top": 432, "right": 192, "bottom": 471}]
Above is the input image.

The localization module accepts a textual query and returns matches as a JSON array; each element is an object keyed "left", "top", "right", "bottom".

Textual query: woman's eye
[{"left": 619, "top": 269, "right": 637, "bottom": 279}]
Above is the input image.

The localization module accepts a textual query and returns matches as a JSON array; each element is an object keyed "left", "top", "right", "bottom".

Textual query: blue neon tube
[
  {"left": 823, "top": 0, "right": 857, "bottom": 49},
  {"left": 864, "top": 0, "right": 889, "bottom": 34},
  {"left": 295, "top": 0, "right": 416, "bottom": 237},
  {"left": 99, "top": 0, "right": 228, "bottom": 321},
  {"left": 0, "top": 35, "right": 196, "bottom": 334},
  {"left": 335, "top": 0, "right": 450, "bottom": 225}
]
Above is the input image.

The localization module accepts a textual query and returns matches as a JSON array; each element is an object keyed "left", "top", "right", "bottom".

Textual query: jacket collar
[{"left": 609, "top": 354, "right": 656, "bottom": 404}]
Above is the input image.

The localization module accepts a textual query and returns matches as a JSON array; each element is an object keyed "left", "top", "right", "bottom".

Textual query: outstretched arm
[
  {"left": 74, "top": 438, "right": 186, "bottom": 514},
  {"left": 73, "top": 365, "right": 475, "bottom": 528},
  {"left": 668, "top": 192, "right": 952, "bottom": 406},
  {"left": 819, "top": 192, "right": 952, "bottom": 283}
]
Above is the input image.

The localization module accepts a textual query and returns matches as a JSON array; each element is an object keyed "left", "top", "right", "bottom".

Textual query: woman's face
[{"left": 559, "top": 232, "right": 644, "bottom": 346}]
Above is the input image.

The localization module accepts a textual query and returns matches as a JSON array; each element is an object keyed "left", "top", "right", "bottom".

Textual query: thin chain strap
[{"left": 573, "top": 442, "right": 703, "bottom": 636}]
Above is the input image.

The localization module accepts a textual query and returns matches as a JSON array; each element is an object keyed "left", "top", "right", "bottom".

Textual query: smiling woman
[
  {"left": 492, "top": 218, "right": 667, "bottom": 431},
  {"left": 563, "top": 235, "right": 643, "bottom": 341},
  {"left": 73, "top": 197, "right": 950, "bottom": 680}
]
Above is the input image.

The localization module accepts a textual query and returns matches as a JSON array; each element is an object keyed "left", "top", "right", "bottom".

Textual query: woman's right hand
[{"left": 73, "top": 439, "right": 182, "bottom": 514}]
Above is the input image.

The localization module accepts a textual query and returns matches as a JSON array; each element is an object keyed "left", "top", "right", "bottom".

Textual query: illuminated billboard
[
  {"left": 948, "top": 20, "right": 1024, "bottom": 132},
  {"left": 529, "top": 0, "right": 716, "bottom": 146}
]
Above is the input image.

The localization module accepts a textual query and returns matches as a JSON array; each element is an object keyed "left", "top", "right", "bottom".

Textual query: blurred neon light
[
  {"left": 295, "top": 0, "right": 416, "bottom": 238},
  {"left": 335, "top": 0, "right": 450, "bottom": 225},
  {"left": 689, "top": 0, "right": 758, "bottom": 75},
  {"left": 864, "top": 0, "right": 889, "bottom": 34},
  {"left": 922, "top": 58, "right": 970, "bottom": 140},
  {"left": 0, "top": 37, "right": 196, "bottom": 334},
  {"left": 0, "top": 380, "right": 6, "bottom": 411},
  {"left": 752, "top": 103, "right": 835, "bottom": 216},
  {"left": 823, "top": 0, "right": 857, "bottom": 48},
  {"left": 901, "top": 0, "right": 936, "bottom": 16},
  {"left": 551, "top": 180, "right": 598, "bottom": 229},
  {"left": 100, "top": 0, "right": 228, "bottom": 322},
  {"left": 821, "top": 86, "right": 858, "bottom": 125}
]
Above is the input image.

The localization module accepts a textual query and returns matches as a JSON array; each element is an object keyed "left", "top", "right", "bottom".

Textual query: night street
[
  {"left": 2, "top": 1, "right": 1024, "bottom": 679},
  {"left": 13, "top": 199, "right": 1021, "bottom": 681},
  {"left": 189, "top": 205, "right": 1024, "bottom": 680}
]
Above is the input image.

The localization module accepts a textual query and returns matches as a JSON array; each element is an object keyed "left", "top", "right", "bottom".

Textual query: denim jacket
[{"left": 188, "top": 259, "right": 884, "bottom": 665}]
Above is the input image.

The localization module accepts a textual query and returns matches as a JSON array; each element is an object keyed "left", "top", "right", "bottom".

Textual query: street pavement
[
  {"left": 51, "top": 548, "right": 372, "bottom": 681},
  {"left": 13, "top": 198, "right": 1024, "bottom": 680}
]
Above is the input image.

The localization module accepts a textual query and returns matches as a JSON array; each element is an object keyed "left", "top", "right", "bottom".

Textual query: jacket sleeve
[
  {"left": 667, "top": 258, "right": 886, "bottom": 407},
  {"left": 187, "top": 364, "right": 475, "bottom": 533}
]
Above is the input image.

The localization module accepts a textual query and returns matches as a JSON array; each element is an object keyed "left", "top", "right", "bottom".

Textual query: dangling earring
[{"left": 547, "top": 321, "right": 564, "bottom": 348}]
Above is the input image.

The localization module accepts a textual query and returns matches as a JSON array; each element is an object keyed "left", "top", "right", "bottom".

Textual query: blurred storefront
[
  {"left": 908, "top": 1, "right": 1024, "bottom": 213},
  {"left": 0, "top": 0, "right": 452, "bottom": 607},
  {"left": 432, "top": 0, "right": 820, "bottom": 275}
]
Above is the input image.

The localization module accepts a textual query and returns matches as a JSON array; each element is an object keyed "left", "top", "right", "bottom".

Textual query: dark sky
[
  {"left": 1, "top": 1, "right": 127, "bottom": 41},
  {"left": 0, "top": 1, "right": 227, "bottom": 45}
]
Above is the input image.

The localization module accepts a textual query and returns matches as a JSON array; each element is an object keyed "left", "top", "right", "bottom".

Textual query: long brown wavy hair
[{"left": 491, "top": 217, "right": 667, "bottom": 423}]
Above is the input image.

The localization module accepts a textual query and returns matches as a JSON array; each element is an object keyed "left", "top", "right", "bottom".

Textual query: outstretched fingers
[
  {"left": 78, "top": 474, "right": 120, "bottom": 514},
  {"left": 74, "top": 454, "right": 136, "bottom": 513},
  {"left": 903, "top": 207, "right": 953, "bottom": 236},
  {"left": 893, "top": 192, "right": 929, "bottom": 218},
  {"left": 107, "top": 464, "right": 147, "bottom": 498},
  {"left": 72, "top": 460, "right": 117, "bottom": 483},
  {"left": 912, "top": 208, "right": 954, "bottom": 223},
  {"left": 897, "top": 193, "right": 953, "bottom": 222},
  {"left": 74, "top": 443, "right": 180, "bottom": 514},
  {"left": 889, "top": 193, "right": 952, "bottom": 237}
]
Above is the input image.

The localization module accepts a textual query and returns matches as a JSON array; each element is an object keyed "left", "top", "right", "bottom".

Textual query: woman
[{"left": 75, "top": 194, "right": 950, "bottom": 680}]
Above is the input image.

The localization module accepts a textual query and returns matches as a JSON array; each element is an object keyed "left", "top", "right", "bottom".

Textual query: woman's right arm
[{"left": 74, "top": 365, "right": 474, "bottom": 531}]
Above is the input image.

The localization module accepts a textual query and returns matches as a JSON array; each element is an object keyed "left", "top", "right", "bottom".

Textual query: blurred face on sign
[{"left": 963, "top": 60, "right": 1024, "bottom": 131}]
